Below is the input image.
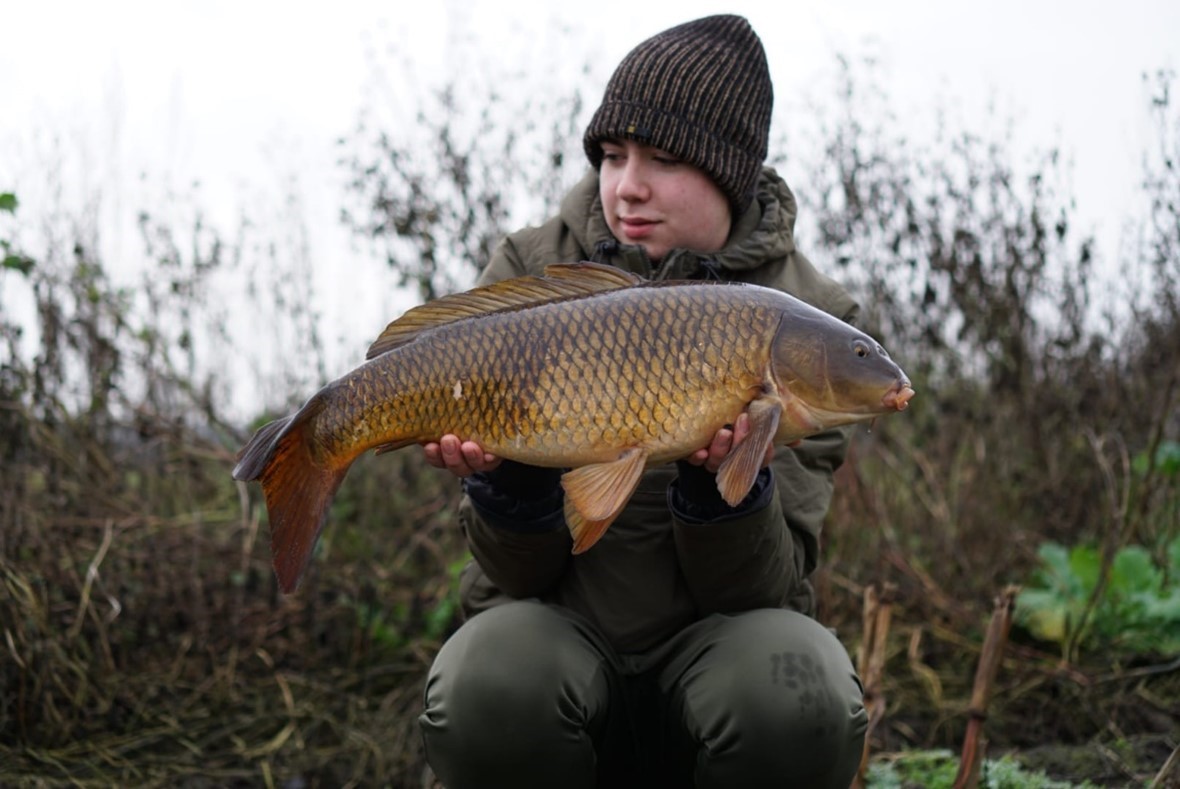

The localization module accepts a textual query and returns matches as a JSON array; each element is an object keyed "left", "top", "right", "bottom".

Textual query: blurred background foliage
[{"left": 1, "top": 49, "right": 1178, "bottom": 787}]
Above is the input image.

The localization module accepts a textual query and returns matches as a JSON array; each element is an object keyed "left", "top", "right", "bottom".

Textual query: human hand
[
  {"left": 682, "top": 413, "right": 777, "bottom": 474},
  {"left": 422, "top": 434, "right": 502, "bottom": 478}
]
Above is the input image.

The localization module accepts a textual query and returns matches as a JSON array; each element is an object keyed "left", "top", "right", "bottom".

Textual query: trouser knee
[
  {"left": 670, "top": 609, "right": 867, "bottom": 789},
  {"left": 419, "top": 601, "right": 616, "bottom": 789}
]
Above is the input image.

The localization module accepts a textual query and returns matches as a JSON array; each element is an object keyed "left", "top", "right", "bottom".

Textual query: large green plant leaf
[
  {"left": 1110, "top": 546, "right": 1161, "bottom": 595},
  {"left": 1017, "top": 540, "right": 1180, "bottom": 656}
]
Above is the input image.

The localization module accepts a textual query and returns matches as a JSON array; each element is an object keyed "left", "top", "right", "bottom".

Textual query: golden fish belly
[{"left": 320, "top": 285, "right": 781, "bottom": 466}]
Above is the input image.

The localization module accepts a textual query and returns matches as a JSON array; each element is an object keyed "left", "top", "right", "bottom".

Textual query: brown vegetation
[{"left": 2, "top": 61, "right": 1178, "bottom": 787}]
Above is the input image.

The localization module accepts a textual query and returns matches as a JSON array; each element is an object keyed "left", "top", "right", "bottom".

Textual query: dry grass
[
  {"left": 1, "top": 391, "right": 1176, "bottom": 787},
  {"left": 0, "top": 401, "right": 469, "bottom": 787},
  {"left": 3, "top": 68, "right": 1178, "bottom": 782}
]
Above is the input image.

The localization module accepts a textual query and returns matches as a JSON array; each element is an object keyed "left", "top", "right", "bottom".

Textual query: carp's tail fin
[{"left": 233, "top": 398, "right": 348, "bottom": 593}]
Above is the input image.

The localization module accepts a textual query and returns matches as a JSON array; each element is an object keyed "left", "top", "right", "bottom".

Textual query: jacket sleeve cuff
[
  {"left": 463, "top": 462, "right": 565, "bottom": 533},
  {"left": 668, "top": 462, "right": 775, "bottom": 523}
]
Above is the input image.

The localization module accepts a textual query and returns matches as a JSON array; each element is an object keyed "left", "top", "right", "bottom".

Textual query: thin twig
[
  {"left": 1151, "top": 742, "right": 1180, "bottom": 789},
  {"left": 67, "top": 518, "right": 115, "bottom": 640},
  {"left": 1067, "top": 430, "right": 1130, "bottom": 662}
]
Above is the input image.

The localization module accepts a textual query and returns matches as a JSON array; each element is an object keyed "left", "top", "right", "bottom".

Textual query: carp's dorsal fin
[
  {"left": 540, "top": 261, "right": 643, "bottom": 288},
  {"left": 365, "top": 262, "right": 643, "bottom": 359}
]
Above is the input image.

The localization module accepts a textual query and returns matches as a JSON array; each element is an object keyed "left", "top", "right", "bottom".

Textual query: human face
[{"left": 598, "top": 140, "right": 732, "bottom": 263}]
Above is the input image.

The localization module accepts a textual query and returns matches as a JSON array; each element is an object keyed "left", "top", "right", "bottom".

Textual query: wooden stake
[{"left": 952, "top": 585, "right": 1019, "bottom": 789}]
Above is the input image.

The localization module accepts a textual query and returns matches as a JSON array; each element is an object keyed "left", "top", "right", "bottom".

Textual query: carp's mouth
[
  {"left": 882, "top": 383, "right": 915, "bottom": 411},
  {"left": 774, "top": 375, "right": 915, "bottom": 443}
]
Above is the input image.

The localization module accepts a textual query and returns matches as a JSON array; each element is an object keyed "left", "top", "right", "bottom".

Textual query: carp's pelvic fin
[{"left": 562, "top": 447, "right": 648, "bottom": 554}]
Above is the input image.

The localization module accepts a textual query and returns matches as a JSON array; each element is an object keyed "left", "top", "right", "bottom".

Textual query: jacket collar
[{"left": 561, "top": 166, "right": 800, "bottom": 281}]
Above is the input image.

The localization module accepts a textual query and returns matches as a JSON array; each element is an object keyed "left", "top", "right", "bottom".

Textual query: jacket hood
[{"left": 560, "top": 166, "right": 801, "bottom": 280}]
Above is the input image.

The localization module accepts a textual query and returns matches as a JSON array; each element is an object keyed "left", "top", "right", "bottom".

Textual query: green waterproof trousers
[{"left": 419, "top": 601, "right": 867, "bottom": 788}]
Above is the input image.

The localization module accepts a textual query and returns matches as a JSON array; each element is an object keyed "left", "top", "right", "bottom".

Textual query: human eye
[
  {"left": 600, "top": 143, "right": 625, "bottom": 163},
  {"left": 651, "top": 151, "right": 682, "bottom": 167}
]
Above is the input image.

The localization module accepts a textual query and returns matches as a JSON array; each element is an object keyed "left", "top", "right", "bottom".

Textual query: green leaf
[
  {"left": 0, "top": 192, "right": 17, "bottom": 213},
  {"left": 1035, "top": 542, "right": 1071, "bottom": 580},
  {"left": 424, "top": 597, "right": 456, "bottom": 640},
  {"left": 1136, "top": 588, "right": 1180, "bottom": 622},
  {"left": 1110, "top": 546, "right": 1161, "bottom": 595},
  {"left": 1158, "top": 440, "right": 1180, "bottom": 476},
  {"left": 1016, "top": 588, "right": 1070, "bottom": 644},
  {"left": 1133, "top": 440, "right": 1180, "bottom": 476},
  {"left": 1022, "top": 538, "right": 1180, "bottom": 657},
  {"left": 1067, "top": 545, "right": 1101, "bottom": 592},
  {"left": 2, "top": 254, "right": 34, "bottom": 275}
]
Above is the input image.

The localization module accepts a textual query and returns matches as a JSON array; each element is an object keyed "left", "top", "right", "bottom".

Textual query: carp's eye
[{"left": 853, "top": 340, "right": 870, "bottom": 358}]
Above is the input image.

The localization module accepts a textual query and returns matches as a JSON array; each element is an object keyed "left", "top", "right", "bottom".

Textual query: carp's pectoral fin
[
  {"left": 562, "top": 447, "right": 647, "bottom": 554},
  {"left": 716, "top": 396, "right": 782, "bottom": 506}
]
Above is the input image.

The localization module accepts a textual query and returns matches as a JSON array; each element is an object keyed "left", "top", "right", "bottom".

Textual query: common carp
[{"left": 234, "top": 262, "right": 913, "bottom": 592}]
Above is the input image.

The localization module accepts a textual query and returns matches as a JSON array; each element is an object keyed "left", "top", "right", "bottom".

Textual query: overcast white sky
[{"left": 1, "top": 0, "right": 1177, "bottom": 410}]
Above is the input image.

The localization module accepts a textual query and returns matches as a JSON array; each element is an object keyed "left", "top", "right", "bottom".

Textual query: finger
[
  {"left": 461, "top": 441, "right": 501, "bottom": 473},
  {"left": 460, "top": 441, "right": 483, "bottom": 468},
  {"left": 422, "top": 442, "right": 444, "bottom": 468},
  {"left": 733, "top": 413, "right": 776, "bottom": 469},
  {"left": 684, "top": 447, "right": 710, "bottom": 467},
  {"left": 704, "top": 428, "right": 734, "bottom": 473},
  {"left": 730, "top": 413, "right": 750, "bottom": 446},
  {"left": 439, "top": 435, "right": 474, "bottom": 477}
]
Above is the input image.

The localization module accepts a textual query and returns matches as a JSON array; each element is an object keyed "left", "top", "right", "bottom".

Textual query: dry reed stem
[
  {"left": 952, "top": 585, "right": 1018, "bottom": 789},
  {"left": 67, "top": 518, "right": 116, "bottom": 640},
  {"left": 853, "top": 582, "right": 896, "bottom": 789},
  {"left": 907, "top": 627, "right": 944, "bottom": 707},
  {"left": 1152, "top": 742, "right": 1180, "bottom": 788}
]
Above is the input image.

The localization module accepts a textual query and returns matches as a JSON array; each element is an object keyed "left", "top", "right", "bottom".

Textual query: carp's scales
[{"left": 234, "top": 262, "right": 914, "bottom": 592}]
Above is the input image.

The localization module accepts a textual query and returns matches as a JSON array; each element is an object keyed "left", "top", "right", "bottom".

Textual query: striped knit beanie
[{"left": 583, "top": 14, "right": 773, "bottom": 215}]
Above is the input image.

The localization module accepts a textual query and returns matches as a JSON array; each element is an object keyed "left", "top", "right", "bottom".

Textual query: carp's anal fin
[
  {"left": 366, "top": 262, "right": 643, "bottom": 359},
  {"left": 562, "top": 447, "right": 648, "bottom": 554},
  {"left": 716, "top": 395, "right": 782, "bottom": 506},
  {"left": 373, "top": 438, "right": 419, "bottom": 456}
]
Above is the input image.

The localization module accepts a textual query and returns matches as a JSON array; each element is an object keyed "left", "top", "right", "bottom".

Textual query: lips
[
  {"left": 882, "top": 383, "right": 915, "bottom": 411},
  {"left": 619, "top": 217, "right": 657, "bottom": 240}
]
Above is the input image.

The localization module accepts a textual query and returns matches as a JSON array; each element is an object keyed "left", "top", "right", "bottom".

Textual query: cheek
[
  {"left": 599, "top": 174, "right": 618, "bottom": 212},
  {"left": 686, "top": 194, "right": 731, "bottom": 248},
  {"left": 673, "top": 175, "right": 730, "bottom": 239}
]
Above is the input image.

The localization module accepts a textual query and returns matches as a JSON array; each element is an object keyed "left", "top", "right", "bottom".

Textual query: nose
[{"left": 616, "top": 157, "right": 650, "bottom": 203}]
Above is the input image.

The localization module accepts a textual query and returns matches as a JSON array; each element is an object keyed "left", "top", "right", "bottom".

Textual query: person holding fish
[
  {"left": 417, "top": 14, "right": 875, "bottom": 789},
  {"left": 235, "top": 11, "right": 911, "bottom": 787}
]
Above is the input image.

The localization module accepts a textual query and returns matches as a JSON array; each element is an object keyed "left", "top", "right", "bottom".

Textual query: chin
[{"left": 641, "top": 245, "right": 667, "bottom": 263}]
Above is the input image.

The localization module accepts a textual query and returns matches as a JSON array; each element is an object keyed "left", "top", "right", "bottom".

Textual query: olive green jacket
[{"left": 457, "top": 167, "right": 858, "bottom": 654}]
